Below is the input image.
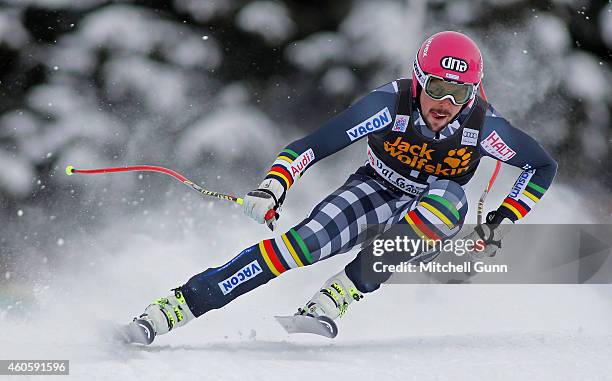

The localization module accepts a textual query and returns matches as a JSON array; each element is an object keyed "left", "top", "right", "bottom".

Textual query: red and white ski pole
[
  {"left": 477, "top": 161, "right": 501, "bottom": 225},
  {"left": 65, "top": 165, "right": 277, "bottom": 230},
  {"left": 476, "top": 85, "right": 502, "bottom": 226}
]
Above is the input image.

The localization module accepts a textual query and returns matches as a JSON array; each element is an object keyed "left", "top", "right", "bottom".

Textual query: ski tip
[
  {"left": 316, "top": 316, "right": 338, "bottom": 338},
  {"left": 112, "top": 319, "right": 156, "bottom": 345},
  {"left": 274, "top": 315, "right": 338, "bottom": 338},
  {"left": 65, "top": 165, "right": 74, "bottom": 176},
  {"left": 131, "top": 319, "right": 156, "bottom": 345}
]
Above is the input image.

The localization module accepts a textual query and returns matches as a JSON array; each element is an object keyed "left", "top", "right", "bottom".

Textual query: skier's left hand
[{"left": 464, "top": 211, "right": 513, "bottom": 257}]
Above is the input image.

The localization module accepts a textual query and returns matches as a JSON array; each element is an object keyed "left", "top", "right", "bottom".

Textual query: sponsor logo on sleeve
[
  {"left": 218, "top": 260, "right": 263, "bottom": 295},
  {"left": 346, "top": 107, "right": 391, "bottom": 141},
  {"left": 290, "top": 148, "right": 315, "bottom": 179},
  {"left": 391, "top": 114, "right": 409, "bottom": 132},
  {"left": 480, "top": 131, "right": 516, "bottom": 161},
  {"left": 509, "top": 168, "right": 535, "bottom": 200},
  {"left": 461, "top": 128, "right": 479, "bottom": 146}
]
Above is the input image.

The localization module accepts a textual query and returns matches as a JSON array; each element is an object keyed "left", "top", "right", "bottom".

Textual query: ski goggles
[{"left": 423, "top": 75, "right": 475, "bottom": 106}]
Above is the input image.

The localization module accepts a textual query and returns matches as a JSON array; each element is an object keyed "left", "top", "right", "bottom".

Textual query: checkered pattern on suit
[{"left": 291, "top": 166, "right": 468, "bottom": 264}]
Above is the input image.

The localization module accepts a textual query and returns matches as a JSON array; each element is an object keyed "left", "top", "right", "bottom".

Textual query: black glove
[{"left": 469, "top": 211, "right": 513, "bottom": 257}]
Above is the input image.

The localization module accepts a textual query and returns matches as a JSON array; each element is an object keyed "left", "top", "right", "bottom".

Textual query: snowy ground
[
  {"left": 1, "top": 160, "right": 611, "bottom": 380},
  {"left": 4, "top": 283, "right": 612, "bottom": 380}
]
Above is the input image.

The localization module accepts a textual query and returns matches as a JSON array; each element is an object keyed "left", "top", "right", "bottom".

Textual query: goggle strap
[{"left": 413, "top": 54, "right": 427, "bottom": 87}]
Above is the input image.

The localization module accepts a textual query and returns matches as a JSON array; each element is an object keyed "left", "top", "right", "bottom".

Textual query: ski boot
[
  {"left": 276, "top": 269, "right": 363, "bottom": 338},
  {"left": 118, "top": 289, "right": 196, "bottom": 345},
  {"left": 300, "top": 269, "right": 364, "bottom": 320}
]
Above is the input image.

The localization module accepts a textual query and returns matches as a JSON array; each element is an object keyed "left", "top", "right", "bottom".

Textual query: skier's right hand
[{"left": 243, "top": 178, "right": 285, "bottom": 230}]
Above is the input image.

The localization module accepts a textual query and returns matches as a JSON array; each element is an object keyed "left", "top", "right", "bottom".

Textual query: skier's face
[{"left": 419, "top": 90, "right": 462, "bottom": 132}]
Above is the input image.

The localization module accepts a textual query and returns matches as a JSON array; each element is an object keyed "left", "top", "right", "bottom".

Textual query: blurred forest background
[{"left": 0, "top": 0, "right": 610, "bottom": 283}]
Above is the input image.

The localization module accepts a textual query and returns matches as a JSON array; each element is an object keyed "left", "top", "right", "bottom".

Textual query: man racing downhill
[{"left": 123, "top": 31, "right": 557, "bottom": 344}]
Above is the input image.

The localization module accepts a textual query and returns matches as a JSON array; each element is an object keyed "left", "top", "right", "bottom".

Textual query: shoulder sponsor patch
[
  {"left": 218, "top": 260, "right": 263, "bottom": 295},
  {"left": 480, "top": 131, "right": 516, "bottom": 161},
  {"left": 346, "top": 107, "right": 391, "bottom": 141},
  {"left": 290, "top": 148, "right": 315, "bottom": 179},
  {"left": 391, "top": 114, "right": 409, "bottom": 132},
  {"left": 461, "top": 128, "right": 479, "bottom": 146}
]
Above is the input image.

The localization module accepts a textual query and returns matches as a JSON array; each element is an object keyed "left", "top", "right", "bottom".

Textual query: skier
[{"left": 123, "top": 31, "right": 557, "bottom": 344}]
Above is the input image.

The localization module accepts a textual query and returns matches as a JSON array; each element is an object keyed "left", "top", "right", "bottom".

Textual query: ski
[
  {"left": 275, "top": 315, "right": 338, "bottom": 338},
  {"left": 112, "top": 319, "right": 156, "bottom": 345}
]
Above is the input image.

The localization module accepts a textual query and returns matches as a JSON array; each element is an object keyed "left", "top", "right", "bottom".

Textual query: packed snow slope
[{"left": 1, "top": 158, "right": 612, "bottom": 381}]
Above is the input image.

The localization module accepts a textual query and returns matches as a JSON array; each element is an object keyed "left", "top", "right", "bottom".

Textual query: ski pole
[
  {"left": 477, "top": 160, "right": 501, "bottom": 225},
  {"left": 475, "top": 85, "right": 502, "bottom": 226},
  {"left": 65, "top": 165, "right": 277, "bottom": 230}
]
